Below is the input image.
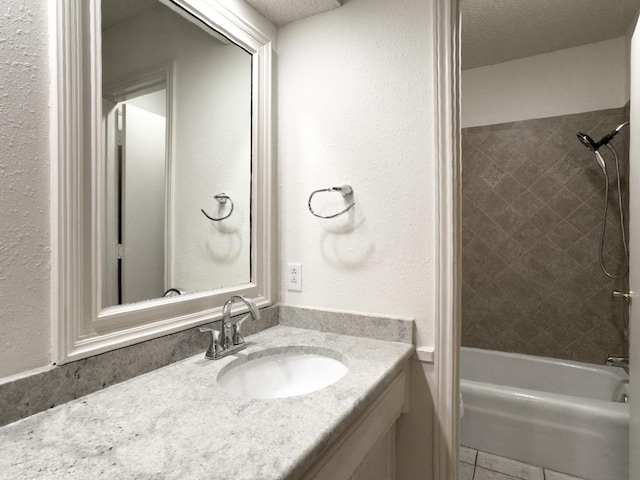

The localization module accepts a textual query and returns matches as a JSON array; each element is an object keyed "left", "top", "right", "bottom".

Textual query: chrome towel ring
[
  {"left": 308, "top": 185, "right": 355, "bottom": 219},
  {"left": 201, "top": 193, "right": 234, "bottom": 221}
]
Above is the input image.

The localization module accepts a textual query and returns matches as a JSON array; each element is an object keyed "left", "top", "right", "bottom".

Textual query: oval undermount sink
[{"left": 217, "top": 350, "right": 348, "bottom": 399}]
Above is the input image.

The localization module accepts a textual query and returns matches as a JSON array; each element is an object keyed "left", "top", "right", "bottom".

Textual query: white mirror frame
[{"left": 52, "top": 0, "right": 274, "bottom": 364}]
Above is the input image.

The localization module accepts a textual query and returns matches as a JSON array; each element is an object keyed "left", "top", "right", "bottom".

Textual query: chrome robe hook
[
  {"left": 308, "top": 185, "right": 355, "bottom": 219},
  {"left": 201, "top": 193, "right": 234, "bottom": 221}
]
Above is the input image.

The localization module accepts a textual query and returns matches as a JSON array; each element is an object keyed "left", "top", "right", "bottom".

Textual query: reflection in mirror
[
  {"left": 101, "top": 0, "right": 252, "bottom": 307},
  {"left": 105, "top": 90, "right": 168, "bottom": 306}
]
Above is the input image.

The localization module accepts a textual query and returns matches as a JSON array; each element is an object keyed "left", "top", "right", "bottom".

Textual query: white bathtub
[{"left": 460, "top": 347, "right": 629, "bottom": 480}]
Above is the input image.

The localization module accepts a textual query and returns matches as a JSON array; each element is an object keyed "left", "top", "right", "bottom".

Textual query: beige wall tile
[{"left": 461, "top": 108, "right": 629, "bottom": 363}]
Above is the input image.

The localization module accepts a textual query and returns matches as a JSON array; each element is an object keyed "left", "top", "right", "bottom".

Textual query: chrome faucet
[
  {"left": 606, "top": 355, "right": 629, "bottom": 372},
  {"left": 199, "top": 295, "right": 260, "bottom": 360}
]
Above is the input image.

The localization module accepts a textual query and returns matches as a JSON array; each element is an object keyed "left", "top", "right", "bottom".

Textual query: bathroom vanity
[{"left": 0, "top": 326, "right": 413, "bottom": 479}]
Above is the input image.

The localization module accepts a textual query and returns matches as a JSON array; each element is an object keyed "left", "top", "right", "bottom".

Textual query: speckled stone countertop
[{"left": 0, "top": 326, "right": 413, "bottom": 480}]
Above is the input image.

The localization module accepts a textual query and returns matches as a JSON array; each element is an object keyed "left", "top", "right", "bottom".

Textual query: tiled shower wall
[{"left": 461, "top": 107, "right": 629, "bottom": 364}]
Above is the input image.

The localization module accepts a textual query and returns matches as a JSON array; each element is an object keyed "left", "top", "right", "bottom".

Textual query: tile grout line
[
  {"left": 462, "top": 445, "right": 590, "bottom": 480},
  {"left": 472, "top": 450, "right": 586, "bottom": 480}
]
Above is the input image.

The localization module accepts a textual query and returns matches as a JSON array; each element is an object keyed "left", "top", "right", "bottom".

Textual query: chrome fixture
[
  {"left": 576, "top": 122, "right": 629, "bottom": 158},
  {"left": 308, "top": 184, "right": 356, "bottom": 219},
  {"left": 612, "top": 290, "right": 633, "bottom": 301},
  {"left": 199, "top": 295, "right": 260, "bottom": 360},
  {"left": 576, "top": 122, "right": 629, "bottom": 279},
  {"left": 576, "top": 131, "right": 607, "bottom": 173},
  {"left": 201, "top": 192, "right": 234, "bottom": 221},
  {"left": 606, "top": 355, "right": 629, "bottom": 371}
]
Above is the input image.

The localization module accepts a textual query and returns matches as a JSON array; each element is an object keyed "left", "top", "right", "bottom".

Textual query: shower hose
[{"left": 599, "top": 143, "right": 629, "bottom": 279}]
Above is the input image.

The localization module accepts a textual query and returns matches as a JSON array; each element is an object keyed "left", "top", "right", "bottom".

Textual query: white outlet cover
[{"left": 287, "top": 263, "right": 302, "bottom": 291}]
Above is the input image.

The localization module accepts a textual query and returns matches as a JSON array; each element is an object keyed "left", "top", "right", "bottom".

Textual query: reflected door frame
[{"left": 102, "top": 62, "right": 175, "bottom": 307}]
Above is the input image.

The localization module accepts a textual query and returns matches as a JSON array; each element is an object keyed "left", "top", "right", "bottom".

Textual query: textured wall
[
  {"left": 0, "top": 1, "right": 51, "bottom": 377},
  {"left": 461, "top": 108, "right": 629, "bottom": 364},
  {"left": 277, "top": 0, "right": 436, "bottom": 348},
  {"left": 462, "top": 38, "right": 628, "bottom": 128},
  {"left": 277, "top": 1, "right": 436, "bottom": 477}
]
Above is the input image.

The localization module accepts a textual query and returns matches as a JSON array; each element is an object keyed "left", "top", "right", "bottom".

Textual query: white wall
[
  {"left": 103, "top": 4, "right": 252, "bottom": 295},
  {"left": 462, "top": 37, "right": 628, "bottom": 128},
  {"left": 0, "top": 1, "right": 51, "bottom": 378},
  {"left": 278, "top": 0, "right": 436, "bottom": 348},
  {"left": 278, "top": 0, "right": 437, "bottom": 477},
  {"left": 127, "top": 89, "right": 166, "bottom": 117}
]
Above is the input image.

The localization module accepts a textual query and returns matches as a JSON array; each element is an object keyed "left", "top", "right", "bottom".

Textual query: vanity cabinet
[{"left": 301, "top": 370, "right": 407, "bottom": 480}]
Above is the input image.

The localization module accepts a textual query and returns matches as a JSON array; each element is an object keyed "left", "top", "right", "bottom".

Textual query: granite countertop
[{"left": 0, "top": 326, "right": 414, "bottom": 480}]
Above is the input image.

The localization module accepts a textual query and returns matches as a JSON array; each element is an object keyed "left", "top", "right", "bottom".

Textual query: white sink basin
[{"left": 217, "top": 350, "right": 348, "bottom": 399}]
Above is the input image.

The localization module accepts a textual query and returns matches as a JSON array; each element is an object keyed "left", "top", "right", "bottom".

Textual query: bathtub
[{"left": 460, "top": 347, "right": 629, "bottom": 480}]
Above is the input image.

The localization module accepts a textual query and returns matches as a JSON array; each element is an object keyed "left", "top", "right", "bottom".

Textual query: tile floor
[{"left": 459, "top": 446, "right": 588, "bottom": 480}]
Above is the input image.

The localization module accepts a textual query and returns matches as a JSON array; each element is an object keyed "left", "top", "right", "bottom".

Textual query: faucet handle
[
  {"left": 199, "top": 326, "right": 219, "bottom": 335},
  {"left": 230, "top": 314, "right": 251, "bottom": 345},
  {"left": 199, "top": 327, "right": 222, "bottom": 360}
]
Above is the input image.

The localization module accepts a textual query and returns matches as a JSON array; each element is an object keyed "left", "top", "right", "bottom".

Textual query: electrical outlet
[{"left": 287, "top": 263, "right": 302, "bottom": 291}]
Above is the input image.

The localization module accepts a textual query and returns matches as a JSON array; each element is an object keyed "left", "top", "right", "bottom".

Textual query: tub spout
[{"left": 606, "top": 355, "right": 629, "bottom": 371}]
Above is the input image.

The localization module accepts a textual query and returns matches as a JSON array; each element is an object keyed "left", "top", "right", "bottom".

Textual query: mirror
[
  {"left": 101, "top": 0, "right": 252, "bottom": 306},
  {"left": 54, "top": 0, "right": 274, "bottom": 363}
]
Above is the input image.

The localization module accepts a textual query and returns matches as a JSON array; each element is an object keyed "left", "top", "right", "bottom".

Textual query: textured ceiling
[
  {"left": 463, "top": 0, "right": 640, "bottom": 70},
  {"left": 245, "top": 0, "right": 342, "bottom": 26}
]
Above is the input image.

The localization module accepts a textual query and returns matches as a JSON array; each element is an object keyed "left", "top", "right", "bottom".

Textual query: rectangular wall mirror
[{"left": 54, "top": 0, "right": 274, "bottom": 363}]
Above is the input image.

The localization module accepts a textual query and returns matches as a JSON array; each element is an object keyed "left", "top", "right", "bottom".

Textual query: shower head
[
  {"left": 576, "top": 122, "right": 629, "bottom": 152},
  {"left": 576, "top": 122, "right": 629, "bottom": 175},
  {"left": 576, "top": 132, "right": 606, "bottom": 173},
  {"left": 576, "top": 132, "right": 598, "bottom": 151}
]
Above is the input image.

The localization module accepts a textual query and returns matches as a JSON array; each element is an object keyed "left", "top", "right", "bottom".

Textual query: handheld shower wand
[
  {"left": 576, "top": 122, "right": 629, "bottom": 153},
  {"left": 576, "top": 122, "right": 629, "bottom": 174},
  {"left": 575, "top": 122, "right": 629, "bottom": 279},
  {"left": 576, "top": 132, "right": 607, "bottom": 173}
]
